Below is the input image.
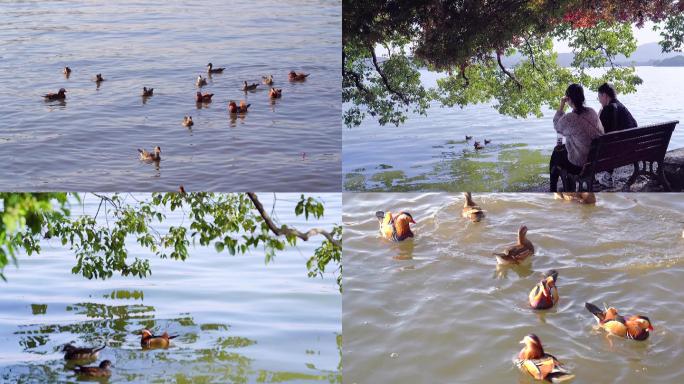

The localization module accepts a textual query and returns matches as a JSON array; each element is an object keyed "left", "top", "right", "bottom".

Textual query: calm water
[
  {"left": 344, "top": 67, "right": 684, "bottom": 192},
  {"left": 0, "top": 193, "right": 341, "bottom": 383},
  {"left": 0, "top": 0, "right": 341, "bottom": 191},
  {"left": 342, "top": 193, "right": 684, "bottom": 383}
]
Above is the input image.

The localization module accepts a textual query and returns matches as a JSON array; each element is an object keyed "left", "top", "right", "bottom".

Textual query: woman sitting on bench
[{"left": 549, "top": 84, "right": 604, "bottom": 192}]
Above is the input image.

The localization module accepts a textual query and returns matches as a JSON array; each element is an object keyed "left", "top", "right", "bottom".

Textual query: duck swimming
[
  {"left": 140, "top": 329, "right": 178, "bottom": 349},
  {"left": 484, "top": 139, "right": 492, "bottom": 145},
  {"left": 138, "top": 146, "right": 161, "bottom": 161},
  {"left": 462, "top": 192, "right": 485, "bottom": 222},
  {"left": 262, "top": 75, "right": 273, "bottom": 85},
  {"left": 95, "top": 73, "right": 105, "bottom": 82},
  {"left": 43, "top": 88, "right": 67, "bottom": 100},
  {"left": 74, "top": 360, "right": 112, "bottom": 378},
  {"left": 62, "top": 344, "right": 105, "bottom": 361},
  {"left": 142, "top": 87, "right": 154, "bottom": 97},
  {"left": 474, "top": 141, "right": 485, "bottom": 150},
  {"left": 494, "top": 225, "right": 534, "bottom": 265},
  {"left": 206, "top": 62, "right": 225, "bottom": 73},
  {"left": 529, "top": 270, "right": 559, "bottom": 310},
  {"left": 515, "top": 334, "right": 574, "bottom": 382},
  {"left": 196, "top": 75, "right": 208, "bottom": 87},
  {"left": 465, "top": 135, "right": 473, "bottom": 140},
  {"left": 288, "top": 71, "right": 310, "bottom": 81},
  {"left": 195, "top": 91, "right": 213, "bottom": 102},
  {"left": 269, "top": 88, "right": 282, "bottom": 99},
  {"left": 182, "top": 115, "right": 194, "bottom": 127},
  {"left": 375, "top": 211, "right": 415, "bottom": 242},
  {"left": 228, "top": 100, "right": 250, "bottom": 114},
  {"left": 63, "top": 66, "right": 71, "bottom": 76},
  {"left": 242, "top": 81, "right": 258, "bottom": 91},
  {"left": 585, "top": 302, "right": 653, "bottom": 340},
  {"left": 553, "top": 192, "right": 596, "bottom": 204}
]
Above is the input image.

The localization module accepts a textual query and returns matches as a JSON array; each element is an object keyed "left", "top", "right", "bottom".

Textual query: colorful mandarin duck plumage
[
  {"left": 462, "top": 192, "right": 485, "bottom": 222},
  {"left": 228, "top": 100, "right": 250, "bottom": 114},
  {"left": 44, "top": 88, "right": 67, "bottom": 100},
  {"left": 138, "top": 146, "right": 161, "bottom": 161},
  {"left": 206, "top": 62, "right": 225, "bottom": 73},
  {"left": 74, "top": 360, "right": 112, "bottom": 377},
  {"left": 529, "top": 270, "right": 559, "bottom": 310},
  {"left": 140, "top": 329, "right": 178, "bottom": 349},
  {"left": 585, "top": 302, "right": 653, "bottom": 340},
  {"left": 375, "top": 211, "right": 415, "bottom": 242},
  {"left": 515, "top": 334, "right": 574, "bottom": 383},
  {"left": 269, "top": 88, "right": 282, "bottom": 99},
  {"left": 288, "top": 71, "right": 310, "bottom": 81},
  {"left": 62, "top": 344, "right": 105, "bottom": 361},
  {"left": 494, "top": 225, "right": 534, "bottom": 265},
  {"left": 195, "top": 91, "right": 213, "bottom": 102}
]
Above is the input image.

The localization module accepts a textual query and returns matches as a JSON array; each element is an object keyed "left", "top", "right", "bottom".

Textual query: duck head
[
  {"left": 62, "top": 343, "right": 75, "bottom": 352},
  {"left": 543, "top": 270, "right": 558, "bottom": 289},
  {"left": 154, "top": 146, "right": 161, "bottom": 155},
  {"left": 96, "top": 74, "right": 103, "bottom": 81},
  {"left": 99, "top": 360, "right": 113, "bottom": 369},
  {"left": 207, "top": 62, "right": 213, "bottom": 68},
  {"left": 58, "top": 88, "right": 67, "bottom": 95},
  {"left": 632, "top": 316, "right": 654, "bottom": 332},
  {"left": 463, "top": 192, "right": 474, "bottom": 206},
  {"left": 517, "top": 225, "right": 528, "bottom": 243},
  {"left": 519, "top": 333, "right": 544, "bottom": 359}
]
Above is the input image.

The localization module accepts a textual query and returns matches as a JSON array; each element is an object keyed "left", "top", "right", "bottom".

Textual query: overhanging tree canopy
[
  {"left": 343, "top": 0, "right": 684, "bottom": 127},
  {"left": 0, "top": 193, "right": 342, "bottom": 290}
]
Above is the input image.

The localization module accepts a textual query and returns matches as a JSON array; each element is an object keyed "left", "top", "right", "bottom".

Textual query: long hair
[{"left": 565, "top": 83, "right": 586, "bottom": 115}]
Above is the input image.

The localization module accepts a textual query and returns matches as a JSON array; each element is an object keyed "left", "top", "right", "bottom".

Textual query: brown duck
[
  {"left": 494, "top": 225, "right": 534, "bottom": 265},
  {"left": 182, "top": 115, "right": 194, "bottom": 127},
  {"left": 195, "top": 91, "right": 213, "bottom": 102},
  {"left": 462, "top": 192, "right": 484, "bottom": 222},
  {"left": 529, "top": 270, "right": 559, "bottom": 310},
  {"left": 207, "top": 62, "right": 225, "bottom": 73},
  {"left": 585, "top": 302, "right": 653, "bottom": 340},
  {"left": 140, "top": 329, "right": 178, "bottom": 349},
  {"left": 63, "top": 66, "right": 71, "bottom": 76},
  {"left": 288, "top": 71, "right": 310, "bottom": 81},
  {"left": 74, "top": 360, "right": 112, "bottom": 377},
  {"left": 44, "top": 88, "right": 67, "bottom": 100},
  {"left": 228, "top": 100, "right": 250, "bottom": 114},
  {"left": 63, "top": 344, "right": 105, "bottom": 361},
  {"left": 269, "top": 88, "right": 282, "bottom": 99},
  {"left": 376, "top": 211, "right": 415, "bottom": 242},
  {"left": 242, "top": 81, "right": 258, "bottom": 91},
  {"left": 142, "top": 87, "right": 154, "bottom": 97},
  {"left": 515, "top": 334, "right": 574, "bottom": 382},
  {"left": 95, "top": 73, "right": 105, "bottom": 82},
  {"left": 196, "top": 75, "right": 208, "bottom": 87},
  {"left": 138, "top": 146, "right": 161, "bottom": 161}
]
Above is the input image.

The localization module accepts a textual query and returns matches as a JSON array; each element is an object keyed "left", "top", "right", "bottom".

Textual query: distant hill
[
  {"left": 652, "top": 55, "right": 684, "bottom": 66},
  {"left": 501, "top": 42, "right": 682, "bottom": 67}
]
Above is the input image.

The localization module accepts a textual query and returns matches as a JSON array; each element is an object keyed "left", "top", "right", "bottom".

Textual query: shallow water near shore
[
  {"left": 342, "top": 193, "right": 684, "bottom": 383},
  {"left": 0, "top": 193, "right": 341, "bottom": 383},
  {"left": 0, "top": 0, "right": 341, "bottom": 191},
  {"left": 343, "top": 67, "right": 684, "bottom": 192}
]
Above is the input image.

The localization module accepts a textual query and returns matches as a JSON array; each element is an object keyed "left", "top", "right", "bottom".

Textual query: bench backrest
[{"left": 584, "top": 121, "right": 678, "bottom": 174}]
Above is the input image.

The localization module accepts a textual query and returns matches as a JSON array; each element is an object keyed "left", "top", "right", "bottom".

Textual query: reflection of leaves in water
[
  {"left": 345, "top": 144, "right": 550, "bottom": 191},
  {"left": 31, "top": 303, "right": 48, "bottom": 315},
  {"left": 102, "top": 290, "right": 144, "bottom": 300},
  {"left": 5, "top": 302, "right": 339, "bottom": 383}
]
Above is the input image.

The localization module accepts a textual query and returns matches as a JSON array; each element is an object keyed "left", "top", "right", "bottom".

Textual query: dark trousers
[{"left": 549, "top": 145, "right": 583, "bottom": 192}]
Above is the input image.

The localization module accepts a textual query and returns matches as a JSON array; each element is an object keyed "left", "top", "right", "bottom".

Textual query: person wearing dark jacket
[{"left": 597, "top": 83, "right": 638, "bottom": 133}]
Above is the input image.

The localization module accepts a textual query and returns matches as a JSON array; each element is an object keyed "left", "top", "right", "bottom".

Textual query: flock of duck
[
  {"left": 465, "top": 135, "right": 492, "bottom": 151},
  {"left": 43, "top": 64, "right": 311, "bottom": 163},
  {"left": 61, "top": 329, "right": 178, "bottom": 378},
  {"left": 375, "top": 192, "right": 655, "bottom": 383}
]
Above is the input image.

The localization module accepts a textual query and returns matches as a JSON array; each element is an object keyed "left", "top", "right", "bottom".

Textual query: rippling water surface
[
  {"left": 0, "top": 0, "right": 341, "bottom": 191},
  {"left": 0, "top": 193, "right": 341, "bottom": 383},
  {"left": 344, "top": 67, "right": 684, "bottom": 192},
  {"left": 343, "top": 193, "right": 684, "bottom": 383}
]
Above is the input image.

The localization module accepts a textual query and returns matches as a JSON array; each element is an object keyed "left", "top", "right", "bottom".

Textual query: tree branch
[
  {"left": 496, "top": 51, "right": 523, "bottom": 89},
  {"left": 369, "top": 43, "right": 411, "bottom": 104},
  {"left": 246, "top": 193, "right": 341, "bottom": 248}
]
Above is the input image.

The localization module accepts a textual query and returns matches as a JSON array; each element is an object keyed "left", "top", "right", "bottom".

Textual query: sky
[{"left": 554, "top": 22, "right": 662, "bottom": 52}]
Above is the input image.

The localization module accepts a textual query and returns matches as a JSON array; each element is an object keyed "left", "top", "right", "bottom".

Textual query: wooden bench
[{"left": 557, "top": 120, "right": 679, "bottom": 192}]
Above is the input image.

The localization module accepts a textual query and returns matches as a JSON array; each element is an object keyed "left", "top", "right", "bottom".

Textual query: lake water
[
  {"left": 0, "top": 0, "right": 341, "bottom": 191},
  {"left": 0, "top": 193, "right": 341, "bottom": 383},
  {"left": 343, "top": 67, "right": 684, "bottom": 192},
  {"left": 342, "top": 193, "right": 684, "bottom": 383}
]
